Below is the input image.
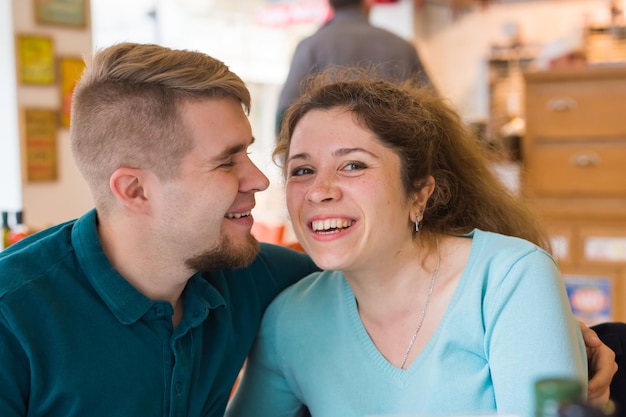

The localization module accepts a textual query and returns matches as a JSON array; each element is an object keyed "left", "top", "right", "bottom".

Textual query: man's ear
[{"left": 109, "top": 167, "right": 151, "bottom": 213}]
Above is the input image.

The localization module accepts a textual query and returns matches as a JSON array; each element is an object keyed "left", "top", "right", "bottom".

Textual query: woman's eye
[
  {"left": 344, "top": 161, "right": 367, "bottom": 171},
  {"left": 289, "top": 167, "right": 313, "bottom": 177}
]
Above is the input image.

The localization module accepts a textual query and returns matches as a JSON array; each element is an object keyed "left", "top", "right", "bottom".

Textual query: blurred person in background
[{"left": 276, "top": 0, "right": 431, "bottom": 134}]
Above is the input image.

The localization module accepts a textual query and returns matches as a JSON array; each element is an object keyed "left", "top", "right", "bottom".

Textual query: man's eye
[
  {"left": 219, "top": 160, "right": 235, "bottom": 168},
  {"left": 344, "top": 161, "right": 367, "bottom": 171}
]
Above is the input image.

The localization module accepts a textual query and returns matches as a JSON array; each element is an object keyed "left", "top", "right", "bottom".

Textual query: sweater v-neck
[{"left": 341, "top": 230, "right": 478, "bottom": 385}]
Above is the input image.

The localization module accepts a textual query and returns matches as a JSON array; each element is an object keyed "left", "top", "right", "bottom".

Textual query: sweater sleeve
[{"left": 484, "top": 247, "right": 588, "bottom": 416}]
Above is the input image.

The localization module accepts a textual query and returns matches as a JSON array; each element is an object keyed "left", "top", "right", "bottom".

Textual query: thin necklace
[{"left": 400, "top": 236, "right": 440, "bottom": 370}]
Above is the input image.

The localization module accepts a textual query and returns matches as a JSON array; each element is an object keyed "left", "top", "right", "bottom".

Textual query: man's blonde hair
[{"left": 70, "top": 43, "right": 250, "bottom": 215}]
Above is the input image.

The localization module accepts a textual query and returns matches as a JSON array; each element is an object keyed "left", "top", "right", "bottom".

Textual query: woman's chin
[{"left": 309, "top": 253, "right": 346, "bottom": 271}]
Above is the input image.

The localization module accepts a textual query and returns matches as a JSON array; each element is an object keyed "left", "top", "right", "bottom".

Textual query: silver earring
[{"left": 415, "top": 208, "right": 424, "bottom": 233}]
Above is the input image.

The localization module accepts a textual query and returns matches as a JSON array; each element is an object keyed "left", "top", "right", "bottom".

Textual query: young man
[
  {"left": 0, "top": 43, "right": 615, "bottom": 417},
  {"left": 0, "top": 42, "right": 317, "bottom": 417}
]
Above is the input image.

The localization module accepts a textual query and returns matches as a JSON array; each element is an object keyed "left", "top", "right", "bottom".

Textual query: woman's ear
[
  {"left": 410, "top": 175, "right": 435, "bottom": 219},
  {"left": 415, "top": 175, "right": 436, "bottom": 205}
]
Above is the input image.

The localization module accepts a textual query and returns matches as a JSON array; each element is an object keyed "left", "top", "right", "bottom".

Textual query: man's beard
[{"left": 185, "top": 233, "right": 260, "bottom": 272}]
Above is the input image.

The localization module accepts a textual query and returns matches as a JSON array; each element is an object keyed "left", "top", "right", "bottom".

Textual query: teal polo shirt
[{"left": 0, "top": 209, "right": 318, "bottom": 417}]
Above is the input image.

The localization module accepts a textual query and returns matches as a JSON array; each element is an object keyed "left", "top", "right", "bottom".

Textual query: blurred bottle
[
  {"left": 1, "top": 211, "right": 9, "bottom": 250},
  {"left": 559, "top": 402, "right": 616, "bottom": 417},
  {"left": 8, "top": 210, "right": 29, "bottom": 246},
  {"left": 535, "top": 378, "right": 585, "bottom": 417},
  {"left": 535, "top": 377, "right": 615, "bottom": 417}
]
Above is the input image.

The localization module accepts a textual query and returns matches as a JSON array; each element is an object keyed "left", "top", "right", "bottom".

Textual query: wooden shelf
[{"left": 523, "top": 66, "right": 626, "bottom": 324}]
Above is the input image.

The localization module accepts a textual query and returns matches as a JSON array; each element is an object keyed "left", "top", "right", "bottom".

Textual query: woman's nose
[{"left": 306, "top": 175, "right": 341, "bottom": 203}]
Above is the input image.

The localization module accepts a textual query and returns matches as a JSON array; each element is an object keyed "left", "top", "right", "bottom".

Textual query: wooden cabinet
[{"left": 523, "top": 66, "right": 626, "bottom": 324}]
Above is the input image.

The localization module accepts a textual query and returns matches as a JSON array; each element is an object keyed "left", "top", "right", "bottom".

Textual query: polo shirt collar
[{"left": 71, "top": 209, "right": 225, "bottom": 325}]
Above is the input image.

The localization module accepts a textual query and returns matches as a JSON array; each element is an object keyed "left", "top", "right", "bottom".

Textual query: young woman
[{"left": 227, "top": 68, "right": 587, "bottom": 417}]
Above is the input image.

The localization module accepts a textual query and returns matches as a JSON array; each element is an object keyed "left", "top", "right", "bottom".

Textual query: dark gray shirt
[{"left": 277, "top": 7, "right": 431, "bottom": 129}]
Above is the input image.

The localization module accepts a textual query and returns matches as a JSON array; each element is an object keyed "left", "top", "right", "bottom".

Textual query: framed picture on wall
[
  {"left": 58, "top": 56, "right": 85, "bottom": 128},
  {"left": 34, "top": 0, "right": 87, "bottom": 28},
  {"left": 21, "top": 108, "right": 58, "bottom": 182},
  {"left": 15, "top": 34, "right": 55, "bottom": 85}
]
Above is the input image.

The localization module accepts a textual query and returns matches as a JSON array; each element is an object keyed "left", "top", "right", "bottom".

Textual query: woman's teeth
[{"left": 311, "top": 218, "right": 354, "bottom": 232}]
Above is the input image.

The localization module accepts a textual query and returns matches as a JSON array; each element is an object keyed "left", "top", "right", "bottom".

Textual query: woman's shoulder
[
  {"left": 465, "top": 229, "right": 557, "bottom": 276},
  {"left": 470, "top": 229, "right": 548, "bottom": 257},
  {"left": 467, "top": 229, "right": 559, "bottom": 286},
  {"left": 261, "top": 270, "right": 347, "bottom": 334},
  {"left": 282, "top": 269, "right": 344, "bottom": 295},
  {"left": 269, "top": 270, "right": 345, "bottom": 310}
]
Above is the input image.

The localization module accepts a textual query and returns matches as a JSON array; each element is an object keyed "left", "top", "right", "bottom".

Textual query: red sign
[{"left": 255, "top": 1, "right": 331, "bottom": 27}]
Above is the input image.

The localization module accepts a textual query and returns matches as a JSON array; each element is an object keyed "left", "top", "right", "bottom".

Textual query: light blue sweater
[{"left": 227, "top": 230, "right": 587, "bottom": 417}]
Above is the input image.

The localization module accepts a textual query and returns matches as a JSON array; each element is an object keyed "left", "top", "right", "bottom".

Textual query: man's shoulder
[
  {"left": 209, "top": 244, "right": 318, "bottom": 309},
  {"left": 256, "top": 243, "right": 315, "bottom": 269},
  {"left": 0, "top": 221, "right": 76, "bottom": 298},
  {"left": 219, "top": 243, "right": 317, "bottom": 279},
  {"left": 305, "top": 18, "right": 418, "bottom": 57}
]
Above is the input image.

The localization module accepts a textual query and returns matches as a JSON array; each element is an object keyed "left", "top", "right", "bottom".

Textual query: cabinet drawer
[
  {"left": 524, "top": 142, "right": 626, "bottom": 197},
  {"left": 525, "top": 77, "right": 626, "bottom": 139},
  {"left": 580, "top": 224, "right": 626, "bottom": 263}
]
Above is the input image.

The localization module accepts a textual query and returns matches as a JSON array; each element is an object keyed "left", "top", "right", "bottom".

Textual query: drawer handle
[
  {"left": 570, "top": 153, "right": 600, "bottom": 167},
  {"left": 547, "top": 97, "right": 577, "bottom": 112}
]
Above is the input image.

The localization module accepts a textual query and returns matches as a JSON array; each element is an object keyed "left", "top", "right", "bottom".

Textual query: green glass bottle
[
  {"left": 1, "top": 211, "right": 9, "bottom": 250},
  {"left": 535, "top": 378, "right": 584, "bottom": 417}
]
